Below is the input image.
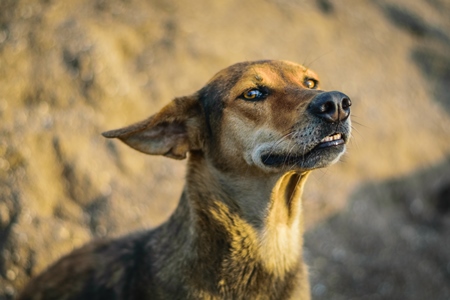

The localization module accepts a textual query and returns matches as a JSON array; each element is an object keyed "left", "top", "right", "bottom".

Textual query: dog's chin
[
  {"left": 249, "top": 131, "right": 349, "bottom": 172},
  {"left": 254, "top": 141, "right": 346, "bottom": 172},
  {"left": 261, "top": 144, "right": 345, "bottom": 170}
]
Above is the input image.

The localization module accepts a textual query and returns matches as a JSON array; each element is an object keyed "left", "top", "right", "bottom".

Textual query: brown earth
[{"left": 0, "top": 0, "right": 449, "bottom": 299}]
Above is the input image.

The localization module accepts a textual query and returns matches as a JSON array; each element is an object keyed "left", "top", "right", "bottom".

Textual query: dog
[{"left": 18, "top": 60, "right": 351, "bottom": 300}]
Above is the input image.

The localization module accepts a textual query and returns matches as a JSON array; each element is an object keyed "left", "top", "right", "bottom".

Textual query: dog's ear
[{"left": 102, "top": 95, "right": 204, "bottom": 159}]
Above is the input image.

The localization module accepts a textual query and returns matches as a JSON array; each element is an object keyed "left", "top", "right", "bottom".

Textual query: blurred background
[{"left": 0, "top": 0, "right": 449, "bottom": 299}]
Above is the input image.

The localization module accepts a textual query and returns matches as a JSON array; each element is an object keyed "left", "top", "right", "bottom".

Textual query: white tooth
[{"left": 321, "top": 134, "right": 342, "bottom": 143}]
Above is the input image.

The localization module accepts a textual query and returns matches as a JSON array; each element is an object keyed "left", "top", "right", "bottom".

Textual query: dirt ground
[{"left": 0, "top": 0, "right": 449, "bottom": 299}]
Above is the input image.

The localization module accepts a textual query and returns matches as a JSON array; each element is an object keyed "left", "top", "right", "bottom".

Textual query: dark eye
[
  {"left": 241, "top": 88, "right": 268, "bottom": 101},
  {"left": 304, "top": 78, "right": 318, "bottom": 89}
]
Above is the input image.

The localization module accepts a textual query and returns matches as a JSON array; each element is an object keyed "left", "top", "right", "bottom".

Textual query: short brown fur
[{"left": 18, "top": 60, "right": 351, "bottom": 300}]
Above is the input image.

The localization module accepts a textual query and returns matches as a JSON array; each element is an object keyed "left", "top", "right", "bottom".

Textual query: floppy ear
[{"left": 102, "top": 95, "right": 204, "bottom": 159}]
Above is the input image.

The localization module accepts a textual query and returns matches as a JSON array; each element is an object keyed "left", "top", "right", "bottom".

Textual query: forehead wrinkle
[
  {"left": 246, "top": 66, "right": 286, "bottom": 87},
  {"left": 227, "top": 68, "right": 282, "bottom": 99}
]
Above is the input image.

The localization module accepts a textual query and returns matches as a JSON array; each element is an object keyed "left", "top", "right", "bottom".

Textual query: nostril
[
  {"left": 321, "top": 101, "right": 335, "bottom": 113},
  {"left": 342, "top": 98, "right": 351, "bottom": 110}
]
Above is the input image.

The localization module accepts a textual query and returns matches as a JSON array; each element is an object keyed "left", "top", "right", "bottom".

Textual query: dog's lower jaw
[
  {"left": 250, "top": 144, "right": 346, "bottom": 173},
  {"left": 152, "top": 152, "right": 311, "bottom": 299}
]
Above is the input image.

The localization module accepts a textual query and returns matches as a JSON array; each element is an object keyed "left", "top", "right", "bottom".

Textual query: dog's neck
[
  {"left": 175, "top": 152, "right": 307, "bottom": 270},
  {"left": 186, "top": 152, "right": 309, "bottom": 229}
]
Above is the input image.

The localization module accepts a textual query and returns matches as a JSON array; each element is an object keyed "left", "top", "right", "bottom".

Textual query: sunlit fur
[{"left": 19, "top": 60, "right": 351, "bottom": 300}]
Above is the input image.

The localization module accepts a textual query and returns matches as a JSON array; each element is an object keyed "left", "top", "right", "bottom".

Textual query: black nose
[{"left": 308, "top": 91, "right": 351, "bottom": 123}]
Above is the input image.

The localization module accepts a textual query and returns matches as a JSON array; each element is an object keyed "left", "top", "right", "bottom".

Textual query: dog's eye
[
  {"left": 304, "top": 78, "right": 318, "bottom": 89},
  {"left": 242, "top": 88, "right": 268, "bottom": 101}
]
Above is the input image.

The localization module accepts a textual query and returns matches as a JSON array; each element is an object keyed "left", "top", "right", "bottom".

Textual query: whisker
[
  {"left": 285, "top": 143, "right": 297, "bottom": 167},
  {"left": 351, "top": 120, "right": 368, "bottom": 129},
  {"left": 350, "top": 125, "right": 363, "bottom": 138},
  {"left": 260, "top": 131, "right": 295, "bottom": 165},
  {"left": 265, "top": 131, "right": 296, "bottom": 158},
  {"left": 300, "top": 144, "right": 307, "bottom": 169},
  {"left": 302, "top": 50, "right": 334, "bottom": 69}
]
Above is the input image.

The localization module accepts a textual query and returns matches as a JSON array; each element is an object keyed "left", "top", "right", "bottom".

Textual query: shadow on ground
[
  {"left": 376, "top": 1, "right": 450, "bottom": 115},
  {"left": 306, "top": 156, "right": 450, "bottom": 300}
]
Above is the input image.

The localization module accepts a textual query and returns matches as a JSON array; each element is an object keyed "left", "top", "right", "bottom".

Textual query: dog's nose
[{"left": 308, "top": 91, "right": 351, "bottom": 123}]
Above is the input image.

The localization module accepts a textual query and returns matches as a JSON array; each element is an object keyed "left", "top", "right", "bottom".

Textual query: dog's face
[
  {"left": 199, "top": 60, "right": 351, "bottom": 173},
  {"left": 103, "top": 60, "right": 351, "bottom": 174}
]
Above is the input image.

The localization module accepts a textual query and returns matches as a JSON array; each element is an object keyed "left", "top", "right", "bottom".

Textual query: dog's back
[{"left": 18, "top": 233, "right": 148, "bottom": 299}]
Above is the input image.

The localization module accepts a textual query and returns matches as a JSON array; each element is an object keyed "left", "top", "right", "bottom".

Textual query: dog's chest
[{"left": 206, "top": 201, "right": 302, "bottom": 298}]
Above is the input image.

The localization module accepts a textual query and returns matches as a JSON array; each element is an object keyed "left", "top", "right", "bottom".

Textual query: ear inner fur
[{"left": 101, "top": 95, "right": 202, "bottom": 159}]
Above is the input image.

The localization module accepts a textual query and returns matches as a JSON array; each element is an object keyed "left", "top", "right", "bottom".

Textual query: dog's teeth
[{"left": 321, "top": 133, "right": 342, "bottom": 142}]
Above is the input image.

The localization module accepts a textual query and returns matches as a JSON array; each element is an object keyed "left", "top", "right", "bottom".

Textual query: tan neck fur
[{"left": 183, "top": 152, "right": 309, "bottom": 278}]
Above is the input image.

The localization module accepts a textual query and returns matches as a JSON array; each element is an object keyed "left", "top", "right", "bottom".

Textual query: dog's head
[{"left": 103, "top": 60, "right": 351, "bottom": 174}]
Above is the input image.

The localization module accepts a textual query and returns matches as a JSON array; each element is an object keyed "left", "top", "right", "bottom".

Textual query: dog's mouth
[
  {"left": 315, "top": 133, "right": 345, "bottom": 149},
  {"left": 261, "top": 132, "right": 346, "bottom": 167}
]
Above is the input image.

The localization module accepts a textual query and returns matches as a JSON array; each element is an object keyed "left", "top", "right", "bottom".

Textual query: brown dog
[{"left": 18, "top": 60, "right": 351, "bottom": 299}]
